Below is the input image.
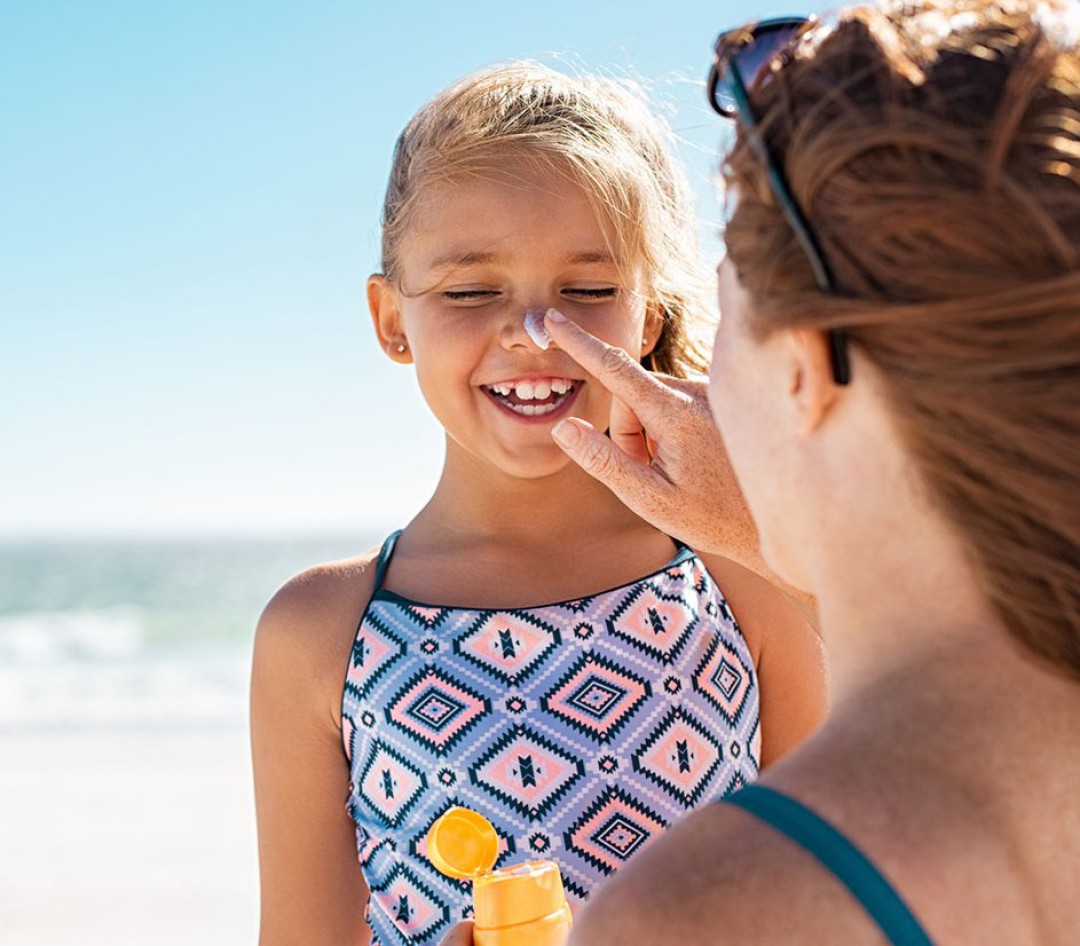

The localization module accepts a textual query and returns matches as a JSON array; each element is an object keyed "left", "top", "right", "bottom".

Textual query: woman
[{"left": 549, "top": 1, "right": 1080, "bottom": 941}]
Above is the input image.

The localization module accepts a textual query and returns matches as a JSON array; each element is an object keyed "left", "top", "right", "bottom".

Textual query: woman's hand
[{"left": 545, "top": 309, "right": 761, "bottom": 570}]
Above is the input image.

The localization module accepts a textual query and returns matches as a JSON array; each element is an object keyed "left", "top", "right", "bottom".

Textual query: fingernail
[
  {"left": 546, "top": 308, "right": 567, "bottom": 324},
  {"left": 551, "top": 419, "right": 580, "bottom": 448}
]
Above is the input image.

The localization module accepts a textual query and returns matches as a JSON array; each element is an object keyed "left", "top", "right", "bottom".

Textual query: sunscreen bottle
[{"left": 427, "top": 806, "right": 572, "bottom": 946}]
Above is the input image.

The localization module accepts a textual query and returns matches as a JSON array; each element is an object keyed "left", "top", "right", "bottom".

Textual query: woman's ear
[
  {"left": 367, "top": 274, "right": 412, "bottom": 363},
  {"left": 789, "top": 327, "right": 841, "bottom": 433}
]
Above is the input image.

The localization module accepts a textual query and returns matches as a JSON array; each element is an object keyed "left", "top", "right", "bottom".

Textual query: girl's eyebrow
[
  {"left": 425, "top": 249, "right": 618, "bottom": 272},
  {"left": 566, "top": 251, "right": 616, "bottom": 265},
  {"left": 427, "top": 251, "right": 499, "bottom": 271}
]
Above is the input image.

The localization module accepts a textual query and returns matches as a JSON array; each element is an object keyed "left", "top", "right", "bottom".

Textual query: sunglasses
[{"left": 708, "top": 16, "right": 852, "bottom": 386}]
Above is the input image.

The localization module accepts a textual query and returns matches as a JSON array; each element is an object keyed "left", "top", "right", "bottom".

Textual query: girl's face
[{"left": 375, "top": 163, "right": 659, "bottom": 480}]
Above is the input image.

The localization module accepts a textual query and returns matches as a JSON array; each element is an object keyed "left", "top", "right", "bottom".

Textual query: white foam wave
[
  {"left": 0, "top": 609, "right": 144, "bottom": 664},
  {"left": 0, "top": 610, "right": 250, "bottom": 730}
]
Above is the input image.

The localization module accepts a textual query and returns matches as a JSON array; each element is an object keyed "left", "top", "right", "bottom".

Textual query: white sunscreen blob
[{"left": 523, "top": 308, "right": 551, "bottom": 350}]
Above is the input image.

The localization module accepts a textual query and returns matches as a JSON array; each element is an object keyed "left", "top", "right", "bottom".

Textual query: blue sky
[{"left": 1, "top": 0, "right": 797, "bottom": 537}]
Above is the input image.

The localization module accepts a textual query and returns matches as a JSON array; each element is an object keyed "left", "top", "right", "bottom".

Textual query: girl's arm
[
  {"left": 699, "top": 553, "right": 828, "bottom": 767},
  {"left": 251, "top": 557, "right": 379, "bottom": 946}
]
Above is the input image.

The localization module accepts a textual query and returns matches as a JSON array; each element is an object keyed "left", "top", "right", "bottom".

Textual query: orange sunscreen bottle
[{"left": 427, "top": 806, "right": 572, "bottom": 946}]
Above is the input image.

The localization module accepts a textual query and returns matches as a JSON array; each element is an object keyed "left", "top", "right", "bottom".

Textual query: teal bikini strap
[
  {"left": 725, "top": 784, "right": 934, "bottom": 946},
  {"left": 372, "top": 530, "right": 403, "bottom": 591}
]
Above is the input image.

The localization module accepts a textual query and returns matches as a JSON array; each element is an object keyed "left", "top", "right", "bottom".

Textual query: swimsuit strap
[
  {"left": 372, "top": 529, "right": 403, "bottom": 592},
  {"left": 724, "top": 784, "right": 934, "bottom": 946}
]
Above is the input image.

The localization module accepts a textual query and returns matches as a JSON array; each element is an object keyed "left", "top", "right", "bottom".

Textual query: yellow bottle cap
[{"left": 427, "top": 807, "right": 500, "bottom": 880}]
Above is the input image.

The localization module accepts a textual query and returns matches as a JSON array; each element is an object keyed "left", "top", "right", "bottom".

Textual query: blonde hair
[
  {"left": 379, "top": 62, "right": 711, "bottom": 377},
  {"left": 724, "top": 0, "right": 1080, "bottom": 675}
]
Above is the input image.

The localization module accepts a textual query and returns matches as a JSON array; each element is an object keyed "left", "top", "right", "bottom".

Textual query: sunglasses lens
[{"left": 712, "top": 23, "right": 804, "bottom": 114}]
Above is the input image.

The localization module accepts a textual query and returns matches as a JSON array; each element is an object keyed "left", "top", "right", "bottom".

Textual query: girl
[{"left": 250, "top": 62, "right": 826, "bottom": 946}]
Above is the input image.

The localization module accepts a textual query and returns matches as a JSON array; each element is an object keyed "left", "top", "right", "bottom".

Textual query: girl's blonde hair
[
  {"left": 724, "top": 0, "right": 1080, "bottom": 676},
  {"left": 379, "top": 62, "right": 711, "bottom": 377}
]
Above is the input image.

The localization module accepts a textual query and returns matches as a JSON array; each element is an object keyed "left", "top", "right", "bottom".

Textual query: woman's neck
[{"left": 809, "top": 505, "right": 1005, "bottom": 709}]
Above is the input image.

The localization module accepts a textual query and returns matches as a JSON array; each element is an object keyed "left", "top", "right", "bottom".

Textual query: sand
[{"left": 0, "top": 725, "right": 259, "bottom": 945}]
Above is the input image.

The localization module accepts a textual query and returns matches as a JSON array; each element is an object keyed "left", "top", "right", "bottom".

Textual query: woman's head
[
  {"left": 378, "top": 62, "right": 711, "bottom": 377},
  {"left": 719, "top": 0, "right": 1080, "bottom": 675}
]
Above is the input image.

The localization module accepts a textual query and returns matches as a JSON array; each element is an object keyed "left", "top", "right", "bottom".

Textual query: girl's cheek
[{"left": 579, "top": 305, "right": 646, "bottom": 347}]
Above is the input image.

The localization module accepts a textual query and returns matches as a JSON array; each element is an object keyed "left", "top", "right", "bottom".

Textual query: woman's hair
[
  {"left": 379, "top": 62, "right": 712, "bottom": 377},
  {"left": 725, "top": 0, "right": 1080, "bottom": 675}
]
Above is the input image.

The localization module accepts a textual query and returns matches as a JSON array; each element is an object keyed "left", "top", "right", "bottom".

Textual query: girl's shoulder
[
  {"left": 696, "top": 551, "right": 817, "bottom": 664},
  {"left": 253, "top": 543, "right": 385, "bottom": 714},
  {"left": 697, "top": 551, "right": 827, "bottom": 767}
]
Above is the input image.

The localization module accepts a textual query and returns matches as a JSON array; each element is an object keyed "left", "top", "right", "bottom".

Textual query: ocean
[{"left": 0, "top": 534, "right": 378, "bottom": 732}]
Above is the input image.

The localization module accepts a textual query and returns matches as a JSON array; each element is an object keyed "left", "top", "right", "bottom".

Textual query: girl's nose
[
  {"left": 502, "top": 306, "right": 555, "bottom": 351},
  {"left": 523, "top": 308, "right": 552, "bottom": 350}
]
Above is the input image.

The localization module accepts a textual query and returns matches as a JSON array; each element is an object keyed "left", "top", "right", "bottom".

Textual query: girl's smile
[{"left": 482, "top": 374, "right": 584, "bottom": 422}]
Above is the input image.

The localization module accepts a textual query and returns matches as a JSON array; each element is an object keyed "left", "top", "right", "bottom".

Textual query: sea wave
[
  {"left": 0, "top": 608, "right": 144, "bottom": 663},
  {"left": 0, "top": 535, "right": 370, "bottom": 732},
  {"left": 0, "top": 609, "right": 251, "bottom": 731}
]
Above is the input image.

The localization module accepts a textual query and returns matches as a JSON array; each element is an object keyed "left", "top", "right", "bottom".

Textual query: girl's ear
[
  {"left": 641, "top": 303, "right": 665, "bottom": 358},
  {"left": 367, "top": 274, "right": 413, "bottom": 364}
]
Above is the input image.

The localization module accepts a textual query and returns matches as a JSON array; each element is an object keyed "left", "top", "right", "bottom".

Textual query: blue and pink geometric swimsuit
[{"left": 342, "top": 532, "right": 761, "bottom": 945}]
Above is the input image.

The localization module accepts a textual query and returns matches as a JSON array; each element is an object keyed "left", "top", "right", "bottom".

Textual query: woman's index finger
[{"left": 544, "top": 310, "right": 668, "bottom": 422}]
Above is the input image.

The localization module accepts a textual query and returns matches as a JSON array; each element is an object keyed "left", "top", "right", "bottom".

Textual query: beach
[
  {"left": 0, "top": 535, "right": 374, "bottom": 946},
  {"left": 0, "top": 726, "right": 259, "bottom": 945}
]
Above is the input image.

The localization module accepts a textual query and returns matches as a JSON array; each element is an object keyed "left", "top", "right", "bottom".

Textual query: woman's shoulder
[
  {"left": 570, "top": 782, "right": 886, "bottom": 945},
  {"left": 253, "top": 542, "right": 386, "bottom": 708},
  {"left": 574, "top": 726, "right": 1052, "bottom": 946},
  {"left": 570, "top": 777, "right": 959, "bottom": 945}
]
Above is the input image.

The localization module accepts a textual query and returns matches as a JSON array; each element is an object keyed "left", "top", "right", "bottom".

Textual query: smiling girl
[{"left": 250, "top": 62, "right": 826, "bottom": 946}]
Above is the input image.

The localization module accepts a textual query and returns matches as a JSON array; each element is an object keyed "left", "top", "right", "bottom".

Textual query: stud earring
[{"left": 388, "top": 341, "right": 408, "bottom": 355}]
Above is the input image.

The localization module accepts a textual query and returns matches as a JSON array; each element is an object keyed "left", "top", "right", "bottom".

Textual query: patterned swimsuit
[{"left": 342, "top": 532, "right": 761, "bottom": 945}]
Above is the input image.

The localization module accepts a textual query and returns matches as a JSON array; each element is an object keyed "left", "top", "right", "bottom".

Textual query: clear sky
[{"left": 1, "top": 0, "right": 798, "bottom": 538}]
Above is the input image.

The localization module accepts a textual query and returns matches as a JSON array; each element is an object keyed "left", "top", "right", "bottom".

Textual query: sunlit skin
[{"left": 707, "top": 260, "right": 807, "bottom": 587}]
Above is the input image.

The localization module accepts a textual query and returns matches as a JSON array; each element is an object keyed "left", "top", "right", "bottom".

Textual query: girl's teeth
[
  {"left": 516, "top": 402, "right": 558, "bottom": 416},
  {"left": 486, "top": 380, "right": 576, "bottom": 406}
]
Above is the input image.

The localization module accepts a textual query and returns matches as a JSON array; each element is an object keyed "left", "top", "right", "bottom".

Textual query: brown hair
[
  {"left": 379, "top": 62, "right": 712, "bottom": 377},
  {"left": 724, "top": 0, "right": 1080, "bottom": 675}
]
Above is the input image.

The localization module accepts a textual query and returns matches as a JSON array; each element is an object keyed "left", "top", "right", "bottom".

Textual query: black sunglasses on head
[{"left": 708, "top": 16, "right": 852, "bottom": 386}]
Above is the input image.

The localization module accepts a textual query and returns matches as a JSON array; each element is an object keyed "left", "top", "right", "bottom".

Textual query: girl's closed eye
[
  {"left": 562, "top": 286, "right": 619, "bottom": 302},
  {"left": 441, "top": 288, "right": 502, "bottom": 304}
]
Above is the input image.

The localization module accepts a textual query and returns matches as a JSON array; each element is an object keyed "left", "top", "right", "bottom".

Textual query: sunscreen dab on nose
[
  {"left": 524, "top": 308, "right": 552, "bottom": 350},
  {"left": 427, "top": 806, "right": 572, "bottom": 946}
]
